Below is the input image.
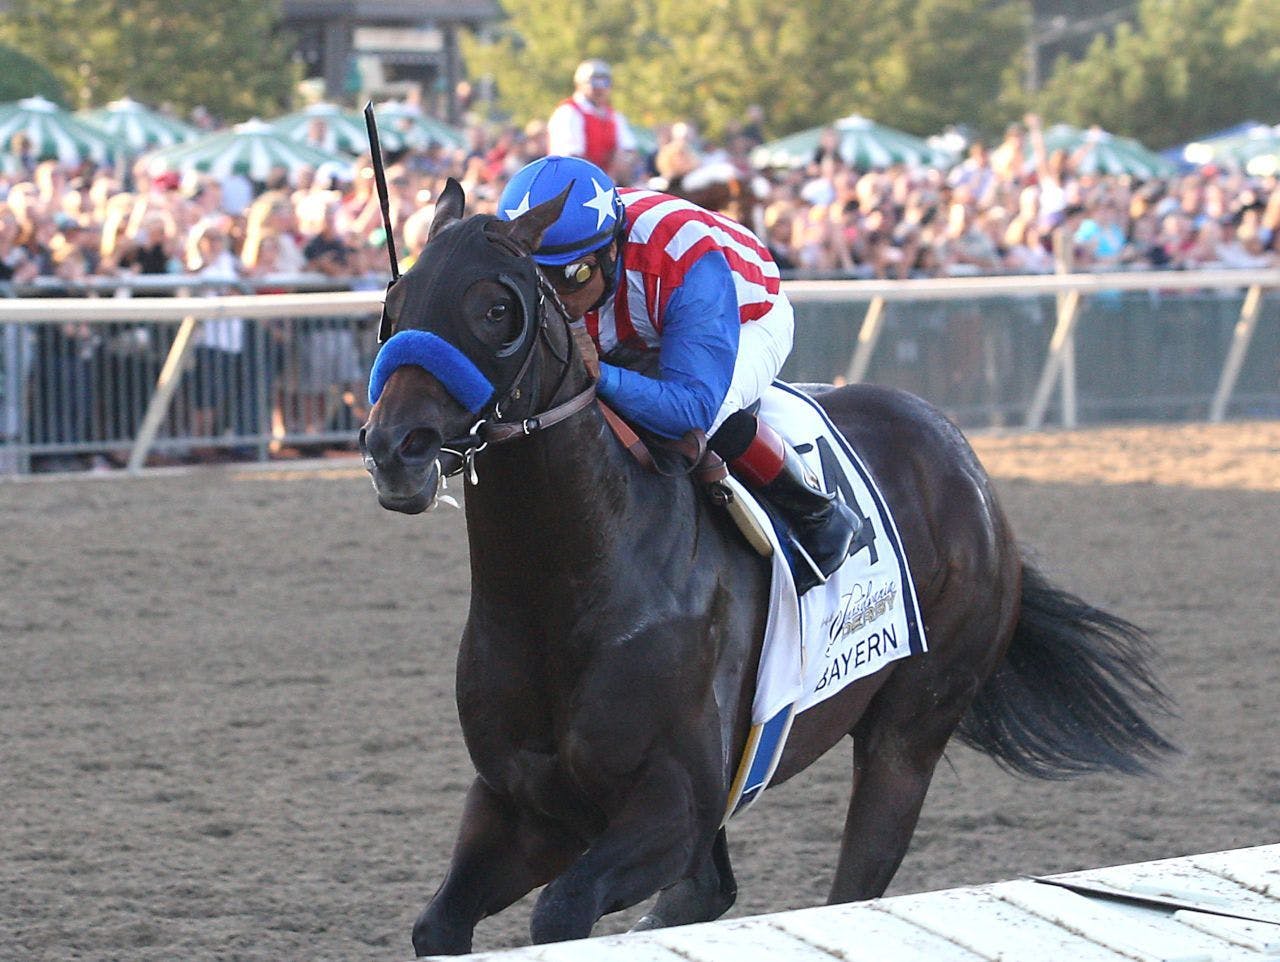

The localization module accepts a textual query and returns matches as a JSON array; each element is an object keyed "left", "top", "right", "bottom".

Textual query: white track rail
[
  {"left": 1, "top": 269, "right": 1275, "bottom": 473},
  {"left": 424, "top": 844, "right": 1280, "bottom": 961},
  {"left": 2, "top": 268, "right": 1274, "bottom": 431}
]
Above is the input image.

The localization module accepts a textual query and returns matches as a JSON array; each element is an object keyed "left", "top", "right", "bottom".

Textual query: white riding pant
[{"left": 710, "top": 295, "right": 795, "bottom": 434}]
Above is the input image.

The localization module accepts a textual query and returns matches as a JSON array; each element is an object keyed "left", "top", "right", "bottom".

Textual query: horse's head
[{"left": 359, "top": 178, "right": 580, "bottom": 513}]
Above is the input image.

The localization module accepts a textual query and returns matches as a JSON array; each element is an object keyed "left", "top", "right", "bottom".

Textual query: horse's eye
[{"left": 486, "top": 303, "right": 509, "bottom": 324}]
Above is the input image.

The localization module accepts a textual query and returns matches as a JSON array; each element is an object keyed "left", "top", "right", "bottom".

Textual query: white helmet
[{"left": 573, "top": 59, "right": 612, "bottom": 88}]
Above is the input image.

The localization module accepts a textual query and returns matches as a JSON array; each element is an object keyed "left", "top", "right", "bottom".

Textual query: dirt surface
[{"left": 3, "top": 421, "right": 1278, "bottom": 962}]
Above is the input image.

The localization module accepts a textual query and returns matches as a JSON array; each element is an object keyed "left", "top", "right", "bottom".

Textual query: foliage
[
  {"left": 0, "top": 43, "right": 65, "bottom": 104},
  {"left": 465, "top": 0, "right": 1031, "bottom": 141},
  {"left": 863, "top": 0, "right": 1029, "bottom": 139},
  {"left": 0, "top": 0, "right": 299, "bottom": 121},
  {"left": 1035, "top": 0, "right": 1280, "bottom": 148}
]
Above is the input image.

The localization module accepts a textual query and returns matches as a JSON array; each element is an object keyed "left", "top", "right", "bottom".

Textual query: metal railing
[
  {"left": 783, "top": 268, "right": 1280, "bottom": 427},
  {"left": 1, "top": 269, "right": 1277, "bottom": 475},
  {"left": 1, "top": 282, "right": 382, "bottom": 474}
]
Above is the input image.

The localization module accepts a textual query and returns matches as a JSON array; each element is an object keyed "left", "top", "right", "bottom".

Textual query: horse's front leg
[
  {"left": 412, "top": 776, "right": 579, "bottom": 957},
  {"left": 528, "top": 755, "right": 705, "bottom": 944},
  {"left": 631, "top": 826, "right": 737, "bottom": 930}
]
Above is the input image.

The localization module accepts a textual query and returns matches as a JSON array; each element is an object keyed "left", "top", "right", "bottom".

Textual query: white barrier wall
[
  {"left": 423, "top": 844, "right": 1280, "bottom": 961},
  {"left": 2, "top": 269, "right": 1277, "bottom": 473}
]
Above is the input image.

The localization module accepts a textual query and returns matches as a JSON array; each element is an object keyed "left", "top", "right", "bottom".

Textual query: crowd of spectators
[
  {"left": 759, "top": 115, "right": 1280, "bottom": 278},
  {"left": 3, "top": 104, "right": 1279, "bottom": 471},
  {"left": 3, "top": 111, "right": 1280, "bottom": 296}
]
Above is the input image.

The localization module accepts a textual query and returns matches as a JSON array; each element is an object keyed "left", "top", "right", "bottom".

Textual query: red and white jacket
[
  {"left": 547, "top": 95, "right": 636, "bottom": 170},
  {"left": 585, "top": 188, "right": 783, "bottom": 356}
]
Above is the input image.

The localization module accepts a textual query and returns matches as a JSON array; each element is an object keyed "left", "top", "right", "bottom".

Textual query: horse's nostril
[
  {"left": 400, "top": 428, "right": 438, "bottom": 463},
  {"left": 357, "top": 427, "right": 368, "bottom": 452}
]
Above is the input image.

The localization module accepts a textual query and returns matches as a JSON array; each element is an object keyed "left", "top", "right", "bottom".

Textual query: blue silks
[{"left": 367, "top": 330, "right": 495, "bottom": 415}]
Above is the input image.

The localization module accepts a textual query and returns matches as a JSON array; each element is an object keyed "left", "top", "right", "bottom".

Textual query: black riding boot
[{"left": 710, "top": 411, "right": 859, "bottom": 593}]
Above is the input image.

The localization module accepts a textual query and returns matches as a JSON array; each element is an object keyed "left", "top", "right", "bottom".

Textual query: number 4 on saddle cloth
[{"left": 716, "top": 383, "right": 926, "bottom": 823}]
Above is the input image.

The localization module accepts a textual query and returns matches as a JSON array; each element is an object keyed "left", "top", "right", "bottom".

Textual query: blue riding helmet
[{"left": 497, "top": 156, "right": 625, "bottom": 266}]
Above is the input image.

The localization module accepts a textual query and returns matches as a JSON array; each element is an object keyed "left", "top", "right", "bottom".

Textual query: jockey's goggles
[{"left": 547, "top": 256, "right": 597, "bottom": 294}]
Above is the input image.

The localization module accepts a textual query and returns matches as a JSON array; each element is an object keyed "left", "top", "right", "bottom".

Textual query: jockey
[
  {"left": 497, "top": 155, "right": 857, "bottom": 591},
  {"left": 546, "top": 59, "right": 637, "bottom": 183}
]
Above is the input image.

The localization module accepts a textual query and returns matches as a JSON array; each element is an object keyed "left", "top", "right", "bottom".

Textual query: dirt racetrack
[{"left": 3, "top": 420, "right": 1278, "bottom": 962}]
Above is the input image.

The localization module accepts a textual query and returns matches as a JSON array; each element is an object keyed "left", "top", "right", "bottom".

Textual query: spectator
[
  {"left": 989, "top": 122, "right": 1032, "bottom": 183},
  {"left": 299, "top": 196, "right": 352, "bottom": 277},
  {"left": 1121, "top": 212, "right": 1167, "bottom": 269},
  {"left": 518, "top": 119, "right": 549, "bottom": 168},
  {"left": 655, "top": 121, "right": 703, "bottom": 185},
  {"left": 799, "top": 154, "right": 841, "bottom": 208},
  {"left": 1157, "top": 212, "right": 1197, "bottom": 269},
  {"left": 947, "top": 141, "right": 995, "bottom": 204},
  {"left": 0, "top": 206, "right": 39, "bottom": 285},
  {"left": 1004, "top": 219, "right": 1055, "bottom": 274},
  {"left": 220, "top": 170, "right": 255, "bottom": 217},
  {"left": 936, "top": 201, "right": 1003, "bottom": 275},
  {"left": 811, "top": 126, "right": 841, "bottom": 170},
  {"left": 546, "top": 59, "right": 637, "bottom": 183},
  {"left": 1074, "top": 201, "right": 1129, "bottom": 269},
  {"left": 189, "top": 221, "right": 264, "bottom": 459},
  {"left": 242, "top": 192, "right": 305, "bottom": 276}
]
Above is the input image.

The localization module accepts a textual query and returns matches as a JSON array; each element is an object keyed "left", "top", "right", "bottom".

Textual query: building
[
  {"left": 1026, "top": 0, "right": 1136, "bottom": 91},
  {"left": 280, "top": 0, "right": 503, "bottom": 120}
]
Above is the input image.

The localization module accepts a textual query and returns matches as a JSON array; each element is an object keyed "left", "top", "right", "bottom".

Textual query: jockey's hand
[{"left": 571, "top": 322, "right": 600, "bottom": 380}]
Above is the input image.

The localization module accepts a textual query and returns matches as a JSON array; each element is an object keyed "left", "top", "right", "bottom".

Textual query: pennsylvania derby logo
[
  {"left": 821, "top": 579, "right": 898, "bottom": 655},
  {"left": 812, "top": 578, "right": 903, "bottom": 695}
]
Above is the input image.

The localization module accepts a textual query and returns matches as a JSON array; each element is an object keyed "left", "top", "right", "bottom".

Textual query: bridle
[
  {"left": 430, "top": 228, "right": 598, "bottom": 484},
  {"left": 363, "top": 106, "right": 598, "bottom": 486}
]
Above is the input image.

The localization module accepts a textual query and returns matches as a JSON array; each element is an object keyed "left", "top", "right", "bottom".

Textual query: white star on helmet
[
  {"left": 503, "top": 191, "right": 532, "bottom": 220},
  {"left": 582, "top": 178, "right": 616, "bottom": 229}
]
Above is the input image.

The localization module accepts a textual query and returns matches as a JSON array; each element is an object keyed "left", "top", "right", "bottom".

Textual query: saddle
[{"left": 597, "top": 400, "right": 774, "bottom": 558}]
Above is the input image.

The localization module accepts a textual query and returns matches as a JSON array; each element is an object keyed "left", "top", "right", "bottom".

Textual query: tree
[
  {"left": 0, "top": 0, "right": 298, "bottom": 120},
  {"left": 864, "top": 0, "right": 1030, "bottom": 139},
  {"left": 1035, "top": 0, "right": 1280, "bottom": 147},
  {"left": 465, "top": 0, "right": 1029, "bottom": 143},
  {"left": 0, "top": 43, "right": 65, "bottom": 105}
]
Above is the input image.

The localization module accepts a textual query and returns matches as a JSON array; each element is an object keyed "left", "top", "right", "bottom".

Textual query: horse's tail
[{"left": 954, "top": 559, "right": 1176, "bottom": 779}]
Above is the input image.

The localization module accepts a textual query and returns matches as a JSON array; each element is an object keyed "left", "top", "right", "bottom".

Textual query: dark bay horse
[
  {"left": 358, "top": 179, "right": 1173, "bottom": 956},
  {"left": 664, "top": 162, "right": 767, "bottom": 235}
]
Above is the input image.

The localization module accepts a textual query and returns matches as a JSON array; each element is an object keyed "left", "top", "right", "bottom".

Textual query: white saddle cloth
[{"left": 722, "top": 383, "right": 926, "bottom": 822}]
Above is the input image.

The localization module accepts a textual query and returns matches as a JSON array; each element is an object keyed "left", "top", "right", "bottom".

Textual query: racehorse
[
  {"left": 358, "top": 179, "right": 1173, "bottom": 956},
  {"left": 661, "top": 160, "right": 768, "bottom": 235}
]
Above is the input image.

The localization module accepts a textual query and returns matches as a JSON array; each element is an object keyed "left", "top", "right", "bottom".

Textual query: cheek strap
[{"left": 367, "top": 330, "right": 495, "bottom": 415}]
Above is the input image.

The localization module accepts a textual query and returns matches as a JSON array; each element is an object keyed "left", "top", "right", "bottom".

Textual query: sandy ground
[{"left": 2, "top": 420, "right": 1277, "bottom": 962}]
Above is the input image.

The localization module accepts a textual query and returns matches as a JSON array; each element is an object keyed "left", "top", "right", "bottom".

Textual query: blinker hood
[{"left": 370, "top": 216, "right": 541, "bottom": 414}]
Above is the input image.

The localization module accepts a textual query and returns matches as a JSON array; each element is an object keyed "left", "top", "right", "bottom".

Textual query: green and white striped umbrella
[
  {"left": 140, "top": 119, "right": 353, "bottom": 181},
  {"left": 372, "top": 101, "right": 467, "bottom": 150},
  {"left": 751, "top": 114, "right": 953, "bottom": 170},
  {"left": 268, "top": 102, "right": 407, "bottom": 156},
  {"left": 1182, "top": 125, "right": 1280, "bottom": 177},
  {"left": 1039, "top": 124, "right": 1176, "bottom": 179},
  {"left": 0, "top": 95, "right": 123, "bottom": 166},
  {"left": 81, "top": 98, "right": 200, "bottom": 154}
]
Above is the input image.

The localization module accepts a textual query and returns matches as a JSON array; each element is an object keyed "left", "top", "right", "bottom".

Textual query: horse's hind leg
[
  {"left": 412, "top": 777, "right": 579, "bottom": 956},
  {"left": 828, "top": 672, "right": 980, "bottom": 903},
  {"left": 631, "top": 827, "right": 737, "bottom": 931}
]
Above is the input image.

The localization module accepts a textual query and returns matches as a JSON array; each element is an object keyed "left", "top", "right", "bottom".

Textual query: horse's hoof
[{"left": 630, "top": 914, "right": 666, "bottom": 932}]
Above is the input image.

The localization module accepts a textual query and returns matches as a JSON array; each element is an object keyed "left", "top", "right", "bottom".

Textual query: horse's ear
[
  {"left": 428, "top": 178, "right": 466, "bottom": 241},
  {"left": 501, "top": 182, "right": 573, "bottom": 255}
]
